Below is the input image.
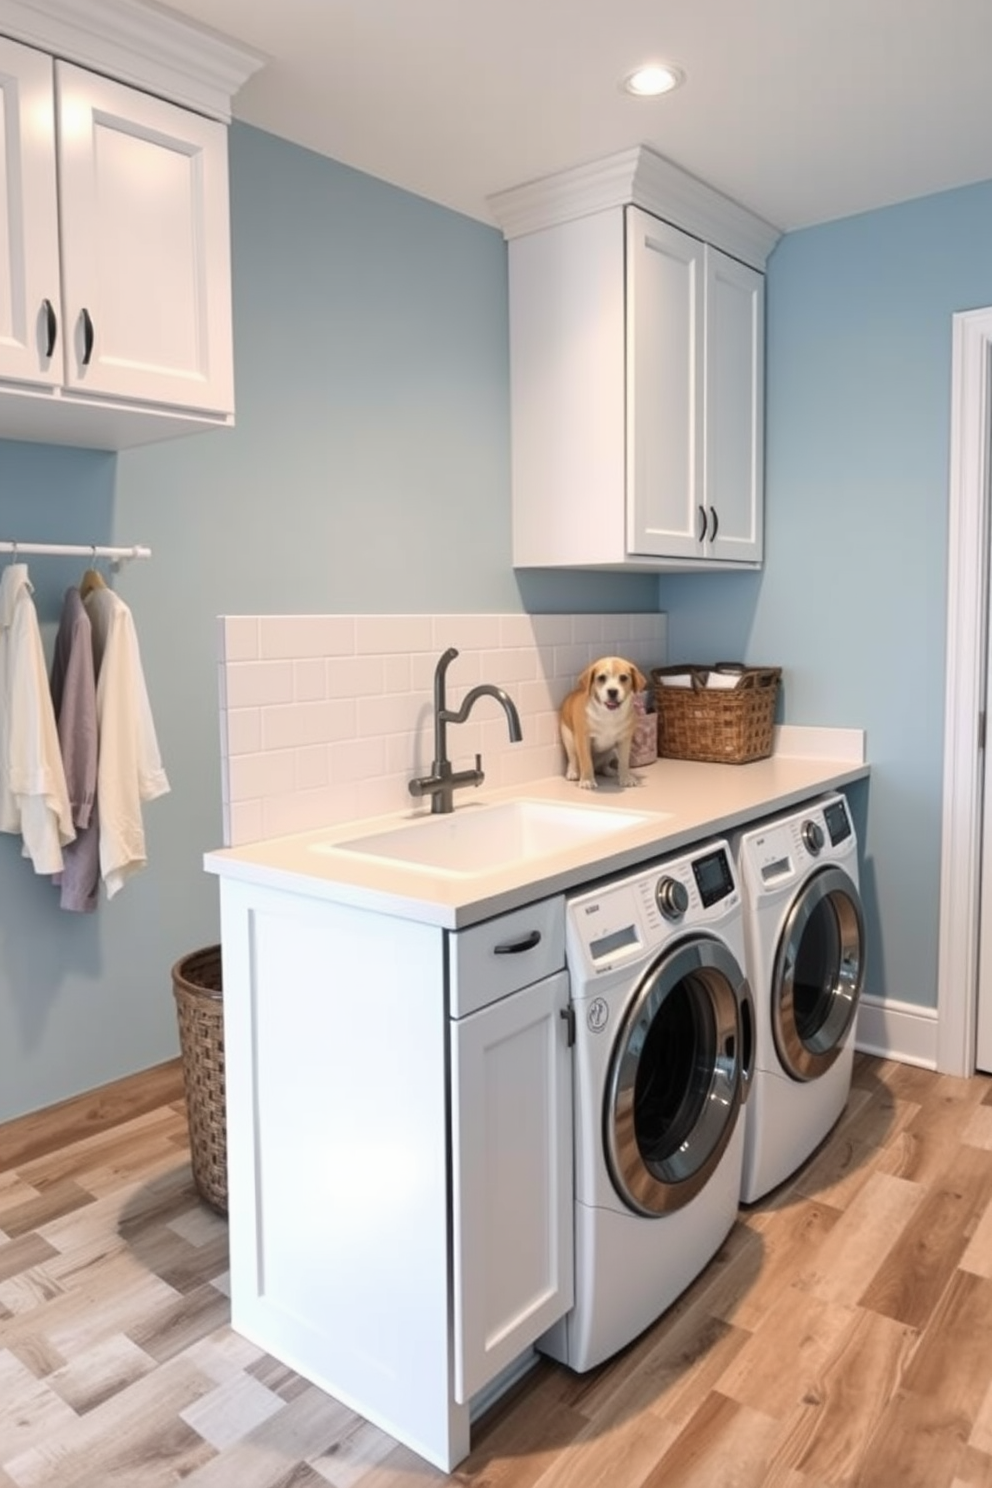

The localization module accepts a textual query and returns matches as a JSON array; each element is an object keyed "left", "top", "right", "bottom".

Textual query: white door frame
[{"left": 937, "top": 306, "right": 992, "bottom": 1074}]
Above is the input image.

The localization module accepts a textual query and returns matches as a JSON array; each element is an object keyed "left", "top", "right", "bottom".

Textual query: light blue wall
[
  {"left": 0, "top": 125, "right": 652, "bottom": 1123},
  {"left": 4, "top": 124, "right": 990, "bottom": 1122},
  {"left": 658, "top": 179, "right": 992, "bottom": 1012}
]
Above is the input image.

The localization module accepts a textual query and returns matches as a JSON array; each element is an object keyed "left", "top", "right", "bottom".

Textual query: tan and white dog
[{"left": 560, "top": 657, "right": 647, "bottom": 789}]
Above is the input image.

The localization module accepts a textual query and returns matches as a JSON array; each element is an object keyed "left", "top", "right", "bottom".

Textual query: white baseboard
[{"left": 855, "top": 993, "right": 938, "bottom": 1070}]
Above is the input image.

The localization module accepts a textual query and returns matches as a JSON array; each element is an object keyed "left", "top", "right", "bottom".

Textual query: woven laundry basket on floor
[{"left": 171, "top": 945, "right": 227, "bottom": 1215}]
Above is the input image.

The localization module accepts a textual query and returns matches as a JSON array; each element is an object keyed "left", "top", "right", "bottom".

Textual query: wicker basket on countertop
[
  {"left": 651, "top": 664, "right": 782, "bottom": 765},
  {"left": 171, "top": 944, "right": 227, "bottom": 1215}
]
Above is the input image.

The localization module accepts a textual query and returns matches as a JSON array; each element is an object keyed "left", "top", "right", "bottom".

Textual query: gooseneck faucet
[{"left": 409, "top": 647, "right": 523, "bottom": 815}]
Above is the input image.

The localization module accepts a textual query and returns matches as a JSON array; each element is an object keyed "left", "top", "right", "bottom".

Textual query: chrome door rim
[
  {"left": 771, "top": 865, "right": 865, "bottom": 1081},
  {"left": 605, "top": 935, "right": 748, "bottom": 1216}
]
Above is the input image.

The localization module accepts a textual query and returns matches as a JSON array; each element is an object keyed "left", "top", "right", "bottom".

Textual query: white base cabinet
[{"left": 217, "top": 878, "right": 573, "bottom": 1472}]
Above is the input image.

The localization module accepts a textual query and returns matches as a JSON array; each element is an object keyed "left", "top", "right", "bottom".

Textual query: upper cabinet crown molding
[
  {"left": 488, "top": 143, "right": 782, "bottom": 272},
  {"left": 0, "top": 0, "right": 265, "bottom": 119}
]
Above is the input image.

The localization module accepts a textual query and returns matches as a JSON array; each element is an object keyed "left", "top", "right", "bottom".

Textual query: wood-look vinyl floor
[{"left": 2, "top": 1053, "right": 992, "bottom": 1487}]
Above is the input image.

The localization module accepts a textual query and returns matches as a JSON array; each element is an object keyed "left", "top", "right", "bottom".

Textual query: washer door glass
[
  {"left": 772, "top": 864, "right": 865, "bottom": 1081},
  {"left": 605, "top": 936, "right": 747, "bottom": 1217}
]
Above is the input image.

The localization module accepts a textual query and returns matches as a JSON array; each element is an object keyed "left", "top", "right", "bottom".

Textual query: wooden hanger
[{"left": 79, "top": 566, "right": 108, "bottom": 601}]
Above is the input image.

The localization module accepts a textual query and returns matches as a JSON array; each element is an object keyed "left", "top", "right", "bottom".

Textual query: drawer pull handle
[
  {"left": 42, "top": 298, "right": 57, "bottom": 359},
  {"left": 81, "top": 307, "right": 94, "bottom": 366},
  {"left": 494, "top": 929, "right": 542, "bottom": 955},
  {"left": 697, "top": 504, "right": 707, "bottom": 542}
]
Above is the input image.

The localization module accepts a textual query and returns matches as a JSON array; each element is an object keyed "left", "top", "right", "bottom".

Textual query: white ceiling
[{"left": 164, "top": 0, "right": 992, "bottom": 235}]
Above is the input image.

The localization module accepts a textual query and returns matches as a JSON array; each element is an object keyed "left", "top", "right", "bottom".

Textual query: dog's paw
[
  {"left": 618, "top": 772, "right": 643, "bottom": 788},
  {"left": 565, "top": 765, "right": 579, "bottom": 782},
  {"left": 579, "top": 777, "right": 598, "bottom": 790}
]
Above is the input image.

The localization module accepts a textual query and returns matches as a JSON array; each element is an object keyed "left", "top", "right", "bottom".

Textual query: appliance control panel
[
  {"left": 739, "top": 792, "right": 856, "bottom": 898},
  {"left": 566, "top": 840, "right": 739, "bottom": 975}
]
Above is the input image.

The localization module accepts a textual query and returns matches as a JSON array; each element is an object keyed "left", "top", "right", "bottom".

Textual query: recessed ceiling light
[{"left": 622, "top": 63, "right": 684, "bottom": 98}]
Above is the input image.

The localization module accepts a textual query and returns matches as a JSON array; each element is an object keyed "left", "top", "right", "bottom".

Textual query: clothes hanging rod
[{"left": 0, "top": 542, "right": 151, "bottom": 567}]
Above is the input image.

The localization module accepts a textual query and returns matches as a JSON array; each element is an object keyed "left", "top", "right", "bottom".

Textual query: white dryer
[
  {"left": 539, "top": 839, "right": 753, "bottom": 1374},
  {"left": 735, "top": 792, "right": 866, "bottom": 1204}
]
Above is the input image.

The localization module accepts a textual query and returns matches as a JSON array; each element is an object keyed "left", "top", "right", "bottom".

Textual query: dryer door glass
[
  {"left": 772, "top": 864, "right": 865, "bottom": 1081},
  {"left": 605, "top": 936, "right": 747, "bottom": 1216}
]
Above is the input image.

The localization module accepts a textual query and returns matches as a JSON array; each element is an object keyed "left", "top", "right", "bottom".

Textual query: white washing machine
[
  {"left": 734, "top": 792, "right": 866, "bottom": 1204},
  {"left": 539, "top": 839, "right": 753, "bottom": 1374}
]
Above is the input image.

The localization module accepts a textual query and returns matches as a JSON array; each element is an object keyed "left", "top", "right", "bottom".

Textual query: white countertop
[{"left": 204, "top": 728, "right": 869, "bottom": 929}]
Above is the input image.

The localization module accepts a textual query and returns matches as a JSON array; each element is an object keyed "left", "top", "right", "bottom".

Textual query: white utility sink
[{"left": 318, "top": 798, "right": 664, "bottom": 877}]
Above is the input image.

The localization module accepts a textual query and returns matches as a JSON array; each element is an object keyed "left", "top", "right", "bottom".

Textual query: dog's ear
[
  {"left": 578, "top": 662, "right": 598, "bottom": 695},
  {"left": 631, "top": 664, "right": 648, "bottom": 694}
]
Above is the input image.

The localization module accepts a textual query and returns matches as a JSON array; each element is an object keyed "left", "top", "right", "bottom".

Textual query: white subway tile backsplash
[
  {"left": 226, "top": 709, "right": 262, "bottom": 757},
  {"left": 260, "top": 615, "right": 356, "bottom": 659},
  {"left": 331, "top": 736, "right": 386, "bottom": 783},
  {"left": 498, "top": 614, "right": 538, "bottom": 648},
  {"left": 216, "top": 611, "right": 667, "bottom": 846},
  {"left": 221, "top": 616, "right": 260, "bottom": 663},
  {"left": 529, "top": 614, "right": 574, "bottom": 647},
  {"left": 386, "top": 731, "right": 420, "bottom": 775},
  {"left": 226, "top": 661, "right": 295, "bottom": 709},
  {"left": 262, "top": 700, "right": 356, "bottom": 752},
  {"left": 229, "top": 798, "right": 263, "bottom": 845},
  {"left": 383, "top": 652, "right": 412, "bottom": 693},
  {"left": 228, "top": 749, "right": 296, "bottom": 803},
  {"left": 356, "top": 615, "right": 434, "bottom": 655},
  {"left": 327, "top": 655, "right": 386, "bottom": 699},
  {"left": 358, "top": 692, "right": 428, "bottom": 738},
  {"left": 294, "top": 658, "right": 328, "bottom": 702},
  {"left": 479, "top": 648, "right": 538, "bottom": 684},
  {"left": 572, "top": 614, "right": 608, "bottom": 644},
  {"left": 296, "top": 745, "right": 330, "bottom": 791},
  {"left": 432, "top": 614, "right": 503, "bottom": 651}
]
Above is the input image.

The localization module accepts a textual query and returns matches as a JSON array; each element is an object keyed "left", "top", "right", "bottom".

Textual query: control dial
[
  {"left": 656, "top": 875, "right": 689, "bottom": 920},
  {"left": 801, "top": 819, "right": 824, "bottom": 856}
]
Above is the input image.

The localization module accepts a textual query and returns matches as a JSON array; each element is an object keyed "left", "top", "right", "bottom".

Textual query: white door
[
  {"left": 0, "top": 37, "right": 61, "bottom": 387},
  {"left": 626, "top": 206, "right": 705, "bottom": 559},
  {"left": 976, "top": 656, "right": 992, "bottom": 1071},
  {"left": 705, "top": 246, "right": 764, "bottom": 564},
  {"left": 450, "top": 969, "right": 573, "bottom": 1403},
  {"left": 55, "top": 62, "right": 234, "bottom": 413}
]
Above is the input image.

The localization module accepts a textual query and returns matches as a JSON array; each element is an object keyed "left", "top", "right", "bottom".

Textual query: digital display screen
[
  {"left": 589, "top": 924, "right": 639, "bottom": 960},
  {"left": 692, "top": 848, "right": 734, "bottom": 907},
  {"left": 824, "top": 799, "right": 851, "bottom": 846}
]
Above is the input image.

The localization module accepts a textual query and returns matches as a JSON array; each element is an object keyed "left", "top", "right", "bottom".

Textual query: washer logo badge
[{"left": 587, "top": 997, "right": 609, "bottom": 1033}]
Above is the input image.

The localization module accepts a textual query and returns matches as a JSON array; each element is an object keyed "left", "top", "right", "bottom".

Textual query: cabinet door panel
[
  {"left": 626, "top": 206, "right": 705, "bottom": 558},
  {"left": 451, "top": 969, "right": 573, "bottom": 1402},
  {"left": 0, "top": 38, "right": 60, "bottom": 386},
  {"left": 56, "top": 63, "right": 233, "bottom": 413},
  {"left": 706, "top": 247, "right": 764, "bottom": 563}
]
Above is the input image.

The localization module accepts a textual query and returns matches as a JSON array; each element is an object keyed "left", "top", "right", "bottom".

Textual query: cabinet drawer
[{"left": 449, "top": 896, "right": 565, "bottom": 1018}]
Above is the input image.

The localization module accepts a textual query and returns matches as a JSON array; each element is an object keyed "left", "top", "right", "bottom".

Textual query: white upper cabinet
[
  {"left": 0, "top": 0, "right": 261, "bottom": 449},
  {"left": 627, "top": 207, "right": 765, "bottom": 564},
  {"left": 57, "top": 63, "right": 233, "bottom": 414},
  {"left": 0, "top": 35, "right": 61, "bottom": 388},
  {"left": 491, "top": 145, "right": 779, "bottom": 573}
]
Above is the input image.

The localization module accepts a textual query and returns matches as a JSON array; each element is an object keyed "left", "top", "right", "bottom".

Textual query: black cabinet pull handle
[
  {"left": 42, "top": 298, "right": 57, "bottom": 359},
  {"left": 697, "top": 504, "right": 707, "bottom": 543},
  {"left": 81, "top": 308, "right": 94, "bottom": 366},
  {"left": 494, "top": 929, "right": 542, "bottom": 955},
  {"left": 709, "top": 506, "right": 719, "bottom": 540}
]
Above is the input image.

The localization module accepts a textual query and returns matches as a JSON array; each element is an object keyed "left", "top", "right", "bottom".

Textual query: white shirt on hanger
[
  {"left": 84, "top": 586, "right": 170, "bottom": 898},
  {"left": 0, "top": 563, "right": 75, "bottom": 873}
]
